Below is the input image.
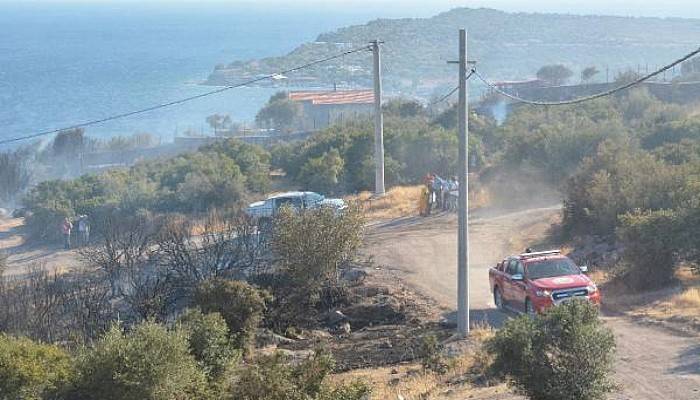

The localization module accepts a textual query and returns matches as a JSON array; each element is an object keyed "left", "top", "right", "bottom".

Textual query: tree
[
  {"left": 488, "top": 300, "right": 616, "bottom": 400},
  {"left": 0, "top": 334, "right": 73, "bottom": 400},
  {"left": 53, "top": 128, "right": 85, "bottom": 157},
  {"left": 71, "top": 322, "right": 209, "bottom": 400},
  {"left": 536, "top": 64, "right": 573, "bottom": 86},
  {"left": 80, "top": 208, "right": 159, "bottom": 298},
  {"left": 581, "top": 66, "right": 600, "bottom": 83},
  {"left": 297, "top": 148, "right": 345, "bottom": 194},
  {"left": 255, "top": 92, "right": 303, "bottom": 133},
  {"left": 156, "top": 211, "right": 264, "bottom": 288},
  {"left": 206, "top": 114, "right": 232, "bottom": 135},
  {"left": 0, "top": 150, "right": 31, "bottom": 203}
]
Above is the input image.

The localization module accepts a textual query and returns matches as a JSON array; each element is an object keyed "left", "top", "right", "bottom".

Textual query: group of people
[
  {"left": 419, "top": 173, "right": 459, "bottom": 216},
  {"left": 60, "top": 215, "right": 90, "bottom": 250}
]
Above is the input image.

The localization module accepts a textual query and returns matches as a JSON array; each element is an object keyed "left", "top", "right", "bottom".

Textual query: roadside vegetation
[{"left": 0, "top": 205, "right": 371, "bottom": 400}]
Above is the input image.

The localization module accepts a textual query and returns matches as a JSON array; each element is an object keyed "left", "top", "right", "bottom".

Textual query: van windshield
[{"left": 527, "top": 258, "right": 581, "bottom": 280}]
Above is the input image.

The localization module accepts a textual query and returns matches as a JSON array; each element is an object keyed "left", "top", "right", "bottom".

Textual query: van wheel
[
  {"left": 494, "top": 287, "right": 504, "bottom": 310},
  {"left": 525, "top": 299, "right": 536, "bottom": 317}
]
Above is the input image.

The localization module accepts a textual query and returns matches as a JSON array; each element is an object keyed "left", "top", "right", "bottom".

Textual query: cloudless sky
[{"left": 4, "top": 0, "right": 700, "bottom": 19}]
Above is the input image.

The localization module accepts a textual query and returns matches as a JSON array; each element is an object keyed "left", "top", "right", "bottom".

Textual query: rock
[
  {"left": 322, "top": 310, "right": 349, "bottom": 326},
  {"left": 379, "top": 339, "right": 393, "bottom": 349},
  {"left": 256, "top": 329, "right": 296, "bottom": 347},
  {"left": 341, "top": 268, "right": 368, "bottom": 285},
  {"left": 391, "top": 368, "right": 399, "bottom": 374},
  {"left": 336, "top": 321, "right": 351, "bottom": 334}
]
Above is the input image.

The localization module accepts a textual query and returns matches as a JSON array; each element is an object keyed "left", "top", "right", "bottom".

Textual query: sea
[{"left": 0, "top": 2, "right": 441, "bottom": 149}]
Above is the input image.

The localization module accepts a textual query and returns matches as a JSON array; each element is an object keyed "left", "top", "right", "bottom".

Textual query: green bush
[
  {"left": 488, "top": 300, "right": 616, "bottom": 400},
  {"left": 618, "top": 209, "right": 683, "bottom": 290},
  {"left": 194, "top": 279, "right": 269, "bottom": 353},
  {"left": 70, "top": 322, "right": 209, "bottom": 400},
  {"left": 227, "top": 350, "right": 343, "bottom": 400},
  {"left": 297, "top": 148, "right": 345, "bottom": 194},
  {"left": 23, "top": 138, "right": 270, "bottom": 240},
  {"left": 262, "top": 205, "right": 364, "bottom": 330},
  {"left": 176, "top": 309, "right": 240, "bottom": 380},
  {"left": 0, "top": 334, "right": 73, "bottom": 400}
]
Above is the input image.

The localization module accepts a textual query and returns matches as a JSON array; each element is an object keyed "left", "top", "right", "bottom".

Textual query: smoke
[
  {"left": 489, "top": 100, "right": 509, "bottom": 125},
  {"left": 479, "top": 166, "right": 562, "bottom": 212}
]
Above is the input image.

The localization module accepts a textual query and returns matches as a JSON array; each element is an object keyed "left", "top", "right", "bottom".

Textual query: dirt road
[
  {"left": 364, "top": 207, "right": 700, "bottom": 399},
  {"left": 0, "top": 217, "right": 80, "bottom": 275}
]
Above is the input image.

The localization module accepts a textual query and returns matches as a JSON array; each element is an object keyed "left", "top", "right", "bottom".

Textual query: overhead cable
[
  {"left": 473, "top": 45, "right": 700, "bottom": 106},
  {"left": 0, "top": 44, "right": 372, "bottom": 146}
]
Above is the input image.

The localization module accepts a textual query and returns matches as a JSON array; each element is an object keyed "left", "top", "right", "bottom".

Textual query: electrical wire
[
  {"left": 473, "top": 45, "right": 700, "bottom": 106},
  {"left": 0, "top": 44, "right": 373, "bottom": 146},
  {"left": 429, "top": 69, "right": 475, "bottom": 105}
]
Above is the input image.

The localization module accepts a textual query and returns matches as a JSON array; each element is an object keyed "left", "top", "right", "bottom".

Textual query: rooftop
[{"left": 288, "top": 90, "right": 374, "bottom": 105}]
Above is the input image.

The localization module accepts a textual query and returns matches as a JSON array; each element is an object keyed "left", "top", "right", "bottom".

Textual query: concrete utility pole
[
  {"left": 457, "top": 28, "right": 470, "bottom": 336},
  {"left": 371, "top": 39, "right": 386, "bottom": 197}
]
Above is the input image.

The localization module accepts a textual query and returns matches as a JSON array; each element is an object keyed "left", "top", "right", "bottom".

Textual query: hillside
[{"left": 206, "top": 7, "right": 700, "bottom": 95}]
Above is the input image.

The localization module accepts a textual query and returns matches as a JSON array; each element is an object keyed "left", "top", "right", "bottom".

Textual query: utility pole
[
  {"left": 371, "top": 39, "right": 386, "bottom": 197},
  {"left": 457, "top": 29, "right": 470, "bottom": 337}
]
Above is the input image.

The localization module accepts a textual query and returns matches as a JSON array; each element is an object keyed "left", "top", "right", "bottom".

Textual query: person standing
[
  {"left": 61, "top": 217, "right": 73, "bottom": 250},
  {"left": 78, "top": 215, "right": 90, "bottom": 246}
]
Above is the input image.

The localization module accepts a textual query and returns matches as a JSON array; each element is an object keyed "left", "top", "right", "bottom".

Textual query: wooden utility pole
[
  {"left": 457, "top": 28, "right": 470, "bottom": 336},
  {"left": 371, "top": 39, "right": 386, "bottom": 196}
]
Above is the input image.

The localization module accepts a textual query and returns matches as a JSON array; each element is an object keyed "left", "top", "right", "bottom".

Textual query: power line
[
  {"left": 473, "top": 45, "right": 700, "bottom": 106},
  {"left": 0, "top": 44, "right": 373, "bottom": 146},
  {"left": 429, "top": 69, "right": 475, "bottom": 105}
]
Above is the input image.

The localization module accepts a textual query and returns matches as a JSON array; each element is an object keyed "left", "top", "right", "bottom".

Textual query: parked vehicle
[
  {"left": 245, "top": 191, "right": 347, "bottom": 220},
  {"left": 488, "top": 250, "right": 601, "bottom": 315}
]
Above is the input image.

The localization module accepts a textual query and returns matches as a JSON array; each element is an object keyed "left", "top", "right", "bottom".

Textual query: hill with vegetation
[{"left": 207, "top": 7, "right": 700, "bottom": 94}]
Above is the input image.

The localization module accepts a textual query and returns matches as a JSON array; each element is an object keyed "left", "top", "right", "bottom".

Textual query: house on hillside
[{"left": 288, "top": 90, "right": 374, "bottom": 130}]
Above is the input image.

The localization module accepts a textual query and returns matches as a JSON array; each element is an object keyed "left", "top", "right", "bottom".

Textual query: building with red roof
[{"left": 288, "top": 89, "right": 374, "bottom": 130}]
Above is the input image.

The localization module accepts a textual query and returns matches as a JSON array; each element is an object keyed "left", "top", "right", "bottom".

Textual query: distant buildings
[{"left": 288, "top": 90, "right": 374, "bottom": 130}]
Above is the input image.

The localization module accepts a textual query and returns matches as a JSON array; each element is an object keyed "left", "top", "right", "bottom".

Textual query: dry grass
[
  {"left": 328, "top": 325, "right": 517, "bottom": 400},
  {"left": 612, "top": 267, "right": 700, "bottom": 326},
  {"left": 350, "top": 186, "right": 424, "bottom": 221},
  {"left": 349, "top": 184, "right": 491, "bottom": 222},
  {"left": 669, "top": 288, "right": 700, "bottom": 310}
]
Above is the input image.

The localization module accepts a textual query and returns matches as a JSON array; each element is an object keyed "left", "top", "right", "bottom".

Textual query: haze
[{"left": 5, "top": 0, "right": 700, "bottom": 19}]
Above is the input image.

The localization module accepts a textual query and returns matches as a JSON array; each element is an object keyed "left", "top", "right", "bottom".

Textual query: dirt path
[
  {"left": 364, "top": 207, "right": 700, "bottom": 399},
  {"left": 0, "top": 218, "right": 82, "bottom": 275}
]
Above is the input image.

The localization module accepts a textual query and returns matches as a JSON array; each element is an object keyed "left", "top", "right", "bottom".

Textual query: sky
[{"left": 4, "top": 0, "right": 700, "bottom": 19}]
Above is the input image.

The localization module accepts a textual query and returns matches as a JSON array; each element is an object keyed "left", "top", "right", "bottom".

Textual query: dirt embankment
[{"left": 364, "top": 206, "right": 700, "bottom": 400}]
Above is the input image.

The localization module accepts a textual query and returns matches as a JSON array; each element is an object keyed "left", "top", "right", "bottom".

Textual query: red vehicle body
[{"left": 488, "top": 250, "right": 601, "bottom": 315}]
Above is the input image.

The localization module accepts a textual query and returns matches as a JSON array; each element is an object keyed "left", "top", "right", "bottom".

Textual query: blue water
[{"left": 0, "top": 2, "right": 428, "bottom": 148}]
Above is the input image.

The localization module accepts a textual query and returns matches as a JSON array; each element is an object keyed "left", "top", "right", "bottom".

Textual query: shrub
[
  {"left": 272, "top": 205, "right": 364, "bottom": 291},
  {"left": 194, "top": 279, "right": 269, "bottom": 353},
  {"left": 227, "top": 350, "right": 337, "bottom": 400},
  {"left": 262, "top": 205, "right": 364, "bottom": 330},
  {"left": 618, "top": 209, "right": 683, "bottom": 289},
  {"left": 297, "top": 148, "right": 345, "bottom": 194},
  {"left": 418, "top": 334, "right": 447, "bottom": 373},
  {"left": 70, "top": 322, "right": 209, "bottom": 400},
  {"left": 317, "top": 381, "right": 372, "bottom": 400},
  {"left": 488, "top": 300, "right": 616, "bottom": 400},
  {"left": 0, "top": 334, "right": 73, "bottom": 400},
  {"left": 177, "top": 309, "right": 240, "bottom": 380},
  {"left": 0, "top": 251, "right": 6, "bottom": 277}
]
